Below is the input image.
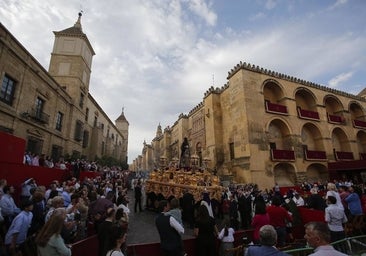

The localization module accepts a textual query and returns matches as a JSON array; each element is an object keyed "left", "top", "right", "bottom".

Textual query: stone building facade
[
  {"left": 132, "top": 62, "right": 366, "bottom": 189},
  {"left": 0, "top": 14, "right": 129, "bottom": 164}
]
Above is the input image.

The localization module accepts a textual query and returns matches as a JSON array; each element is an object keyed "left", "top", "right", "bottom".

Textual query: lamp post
[
  {"left": 171, "top": 157, "right": 179, "bottom": 169},
  {"left": 191, "top": 153, "right": 199, "bottom": 170}
]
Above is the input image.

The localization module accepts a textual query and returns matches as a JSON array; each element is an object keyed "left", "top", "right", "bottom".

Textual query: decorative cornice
[{"left": 226, "top": 61, "right": 366, "bottom": 102}]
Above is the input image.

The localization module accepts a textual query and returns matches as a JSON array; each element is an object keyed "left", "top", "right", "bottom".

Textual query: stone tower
[
  {"left": 115, "top": 108, "right": 129, "bottom": 161},
  {"left": 48, "top": 12, "right": 95, "bottom": 105},
  {"left": 155, "top": 123, "right": 162, "bottom": 138}
]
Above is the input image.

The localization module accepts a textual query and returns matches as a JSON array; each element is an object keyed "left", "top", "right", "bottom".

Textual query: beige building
[
  {"left": 0, "top": 14, "right": 128, "bottom": 165},
  {"left": 133, "top": 62, "right": 366, "bottom": 189}
]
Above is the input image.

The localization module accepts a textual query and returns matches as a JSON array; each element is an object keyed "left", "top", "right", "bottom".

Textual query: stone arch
[
  {"left": 262, "top": 79, "right": 285, "bottom": 102},
  {"left": 267, "top": 118, "right": 293, "bottom": 150},
  {"left": 294, "top": 87, "right": 318, "bottom": 111},
  {"left": 356, "top": 130, "right": 366, "bottom": 159},
  {"left": 349, "top": 101, "right": 366, "bottom": 119},
  {"left": 301, "top": 123, "right": 325, "bottom": 151},
  {"left": 273, "top": 162, "right": 296, "bottom": 186},
  {"left": 331, "top": 127, "right": 351, "bottom": 152},
  {"left": 324, "top": 95, "right": 344, "bottom": 114},
  {"left": 306, "top": 163, "right": 328, "bottom": 183}
]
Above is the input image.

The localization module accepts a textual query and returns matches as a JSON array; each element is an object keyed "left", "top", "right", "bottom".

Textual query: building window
[
  {"left": 51, "top": 145, "right": 63, "bottom": 162},
  {"left": 55, "top": 112, "right": 63, "bottom": 131},
  {"left": 74, "top": 120, "right": 84, "bottom": 141},
  {"left": 83, "top": 130, "right": 89, "bottom": 148},
  {"left": 229, "top": 142, "right": 235, "bottom": 160},
  {"left": 79, "top": 93, "right": 84, "bottom": 108},
  {"left": 85, "top": 108, "right": 89, "bottom": 121},
  {"left": 94, "top": 116, "right": 97, "bottom": 127},
  {"left": 1, "top": 75, "right": 16, "bottom": 105},
  {"left": 35, "top": 97, "right": 45, "bottom": 119}
]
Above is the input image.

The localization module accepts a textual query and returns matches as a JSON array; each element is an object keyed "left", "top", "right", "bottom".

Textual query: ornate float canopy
[{"left": 145, "top": 167, "right": 223, "bottom": 201}]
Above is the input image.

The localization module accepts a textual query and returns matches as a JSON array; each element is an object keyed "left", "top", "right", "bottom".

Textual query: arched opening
[
  {"left": 306, "top": 163, "right": 328, "bottom": 183},
  {"left": 273, "top": 163, "right": 296, "bottom": 186}
]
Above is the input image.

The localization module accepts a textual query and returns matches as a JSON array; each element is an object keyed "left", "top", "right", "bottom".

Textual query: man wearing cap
[{"left": 4, "top": 199, "right": 33, "bottom": 255}]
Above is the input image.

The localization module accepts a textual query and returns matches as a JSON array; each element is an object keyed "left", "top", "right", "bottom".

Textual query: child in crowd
[{"left": 218, "top": 219, "right": 235, "bottom": 256}]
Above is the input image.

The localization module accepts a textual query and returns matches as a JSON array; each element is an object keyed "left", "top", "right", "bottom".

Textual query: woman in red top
[
  {"left": 251, "top": 199, "right": 270, "bottom": 244},
  {"left": 266, "top": 196, "right": 292, "bottom": 247}
]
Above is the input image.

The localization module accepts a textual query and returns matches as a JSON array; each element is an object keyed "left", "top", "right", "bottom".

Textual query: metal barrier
[{"left": 283, "top": 235, "right": 366, "bottom": 256}]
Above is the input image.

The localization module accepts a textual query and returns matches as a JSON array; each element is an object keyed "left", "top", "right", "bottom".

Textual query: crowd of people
[
  {"left": 0, "top": 164, "right": 134, "bottom": 256},
  {"left": 0, "top": 161, "right": 365, "bottom": 256}
]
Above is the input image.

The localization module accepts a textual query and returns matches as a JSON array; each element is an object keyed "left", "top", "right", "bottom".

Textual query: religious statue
[{"left": 179, "top": 137, "right": 190, "bottom": 169}]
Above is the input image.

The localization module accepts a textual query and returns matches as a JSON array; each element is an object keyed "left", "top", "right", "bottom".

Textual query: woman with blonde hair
[
  {"left": 326, "top": 183, "right": 343, "bottom": 210},
  {"left": 36, "top": 207, "right": 71, "bottom": 256}
]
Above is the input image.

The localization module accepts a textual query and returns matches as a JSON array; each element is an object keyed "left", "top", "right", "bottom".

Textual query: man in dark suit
[
  {"left": 246, "top": 225, "right": 290, "bottom": 256},
  {"left": 181, "top": 189, "right": 195, "bottom": 228},
  {"left": 155, "top": 200, "right": 184, "bottom": 256}
]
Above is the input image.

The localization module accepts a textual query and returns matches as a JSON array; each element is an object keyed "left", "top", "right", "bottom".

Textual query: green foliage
[{"left": 94, "top": 155, "right": 128, "bottom": 169}]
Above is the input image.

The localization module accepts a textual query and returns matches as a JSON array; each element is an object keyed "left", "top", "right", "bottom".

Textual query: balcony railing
[
  {"left": 305, "top": 150, "right": 327, "bottom": 161},
  {"left": 335, "top": 151, "right": 354, "bottom": 161},
  {"left": 265, "top": 101, "right": 288, "bottom": 115},
  {"left": 327, "top": 113, "right": 345, "bottom": 124},
  {"left": 297, "top": 107, "right": 320, "bottom": 120},
  {"left": 271, "top": 149, "right": 295, "bottom": 161},
  {"left": 353, "top": 119, "right": 366, "bottom": 129},
  {"left": 29, "top": 108, "right": 50, "bottom": 124}
]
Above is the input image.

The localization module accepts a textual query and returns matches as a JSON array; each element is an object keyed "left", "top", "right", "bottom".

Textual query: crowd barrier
[{"left": 71, "top": 229, "right": 253, "bottom": 256}]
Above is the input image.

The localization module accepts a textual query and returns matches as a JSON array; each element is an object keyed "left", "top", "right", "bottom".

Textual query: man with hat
[{"left": 4, "top": 198, "right": 33, "bottom": 255}]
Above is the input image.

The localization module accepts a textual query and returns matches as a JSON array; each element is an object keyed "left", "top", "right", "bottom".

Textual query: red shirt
[
  {"left": 266, "top": 205, "right": 292, "bottom": 228},
  {"left": 251, "top": 213, "right": 270, "bottom": 242}
]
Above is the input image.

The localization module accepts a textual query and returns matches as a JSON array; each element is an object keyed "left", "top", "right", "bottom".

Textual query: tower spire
[{"left": 74, "top": 11, "right": 83, "bottom": 30}]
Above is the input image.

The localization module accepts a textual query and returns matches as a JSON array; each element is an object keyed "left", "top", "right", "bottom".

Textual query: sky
[{"left": 1, "top": 0, "right": 366, "bottom": 163}]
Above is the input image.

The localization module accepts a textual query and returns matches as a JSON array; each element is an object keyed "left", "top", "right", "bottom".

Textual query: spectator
[
  {"left": 251, "top": 199, "right": 270, "bottom": 244},
  {"left": 105, "top": 225, "right": 127, "bottom": 256},
  {"left": 194, "top": 204, "right": 218, "bottom": 256},
  {"left": 0, "top": 185, "right": 21, "bottom": 229},
  {"left": 134, "top": 180, "right": 143, "bottom": 213},
  {"left": 325, "top": 196, "right": 347, "bottom": 242},
  {"left": 36, "top": 207, "right": 71, "bottom": 256},
  {"left": 266, "top": 196, "right": 292, "bottom": 247},
  {"left": 97, "top": 207, "right": 116, "bottom": 256},
  {"left": 304, "top": 222, "right": 348, "bottom": 256},
  {"left": 345, "top": 185, "right": 363, "bottom": 220},
  {"left": 155, "top": 200, "right": 184, "bottom": 256},
  {"left": 228, "top": 194, "right": 239, "bottom": 231},
  {"left": 21, "top": 178, "right": 37, "bottom": 201},
  {"left": 326, "top": 183, "right": 343, "bottom": 210},
  {"left": 246, "top": 225, "right": 289, "bottom": 256},
  {"left": 292, "top": 193, "right": 305, "bottom": 206},
  {"left": 4, "top": 199, "right": 33, "bottom": 255},
  {"left": 218, "top": 219, "right": 235, "bottom": 256},
  {"left": 306, "top": 188, "right": 326, "bottom": 211}
]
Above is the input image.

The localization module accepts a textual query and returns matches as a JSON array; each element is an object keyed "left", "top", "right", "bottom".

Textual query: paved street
[{"left": 125, "top": 190, "right": 196, "bottom": 245}]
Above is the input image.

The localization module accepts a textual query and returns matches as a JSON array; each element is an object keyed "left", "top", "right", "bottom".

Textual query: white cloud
[
  {"left": 265, "top": 0, "right": 277, "bottom": 10},
  {"left": 328, "top": 72, "right": 353, "bottom": 88},
  {"left": 329, "top": 0, "right": 348, "bottom": 10},
  {"left": 1, "top": 0, "right": 365, "bottom": 162}
]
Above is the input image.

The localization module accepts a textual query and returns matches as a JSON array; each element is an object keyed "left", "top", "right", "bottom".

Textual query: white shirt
[
  {"left": 169, "top": 215, "right": 184, "bottom": 234},
  {"left": 293, "top": 196, "right": 305, "bottom": 206},
  {"left": 218, "top": 227, "right": 235, "bottom": 242}
]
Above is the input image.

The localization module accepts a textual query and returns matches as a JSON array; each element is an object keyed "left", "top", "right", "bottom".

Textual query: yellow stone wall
[{"left": 135, "top": 62, "right": 366, "bottom": 189}]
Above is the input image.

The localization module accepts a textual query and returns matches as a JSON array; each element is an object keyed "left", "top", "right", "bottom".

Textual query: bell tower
[{"left": 48, "top": 12, "right": 95, "bottom": 104}]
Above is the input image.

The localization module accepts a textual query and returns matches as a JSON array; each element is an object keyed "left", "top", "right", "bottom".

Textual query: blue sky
[{"left": 1, "top": 0, "right": 365, "bottom": 163}]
